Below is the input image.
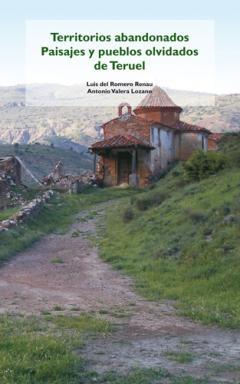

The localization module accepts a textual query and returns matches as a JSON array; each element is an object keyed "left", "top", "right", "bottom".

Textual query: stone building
[{"left": 90, "top": 86, "right": 211, "bottom": 187}]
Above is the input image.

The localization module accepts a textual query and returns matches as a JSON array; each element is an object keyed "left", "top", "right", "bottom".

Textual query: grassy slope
[
  {"left": 0, "top": 186, "right": 205, "bottom": 383},
  {"left": 0, "top": 207, "right": 19, "bottom": 221},
  {"left": 0, "top": 188, "right": 138, "bottom": 263},
  {"left": 0, "top": 144, "right": 92, "bottom": 182},
  {"left": 100, "top": 136, "right": 240, "bottom": 328}
]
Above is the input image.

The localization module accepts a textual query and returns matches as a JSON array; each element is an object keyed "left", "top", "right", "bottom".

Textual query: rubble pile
[
  {"left": 42, "top": 171, "right": 98, "bottom": 191},
  {"left": 0, "top": 170, "right": 26, "bottom": 210},
  {"left": 0, "top": 190, "right": 54, "bottom": 233},
  {"left": 42, "top": 162, "right": 99, "bottom": 192}
]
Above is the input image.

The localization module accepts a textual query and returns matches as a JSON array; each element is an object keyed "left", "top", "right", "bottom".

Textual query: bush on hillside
[
  {"left": 135, "top": 191, "right": 167, "bottom": 211},
  {"left": 184, "top": 207, "right": 207, "bottom": 223},
  {"left": 183, "top": 150, "right": 227, "bottom": 181},
  {"left": 122, "top": 207, "right": 134, "bottom": 223},
  {"left": 219, "top": 133, "right": 240, "bottom": 167},
  {"left": 228, "top": 150, "right": 240, "bottom": 166}
]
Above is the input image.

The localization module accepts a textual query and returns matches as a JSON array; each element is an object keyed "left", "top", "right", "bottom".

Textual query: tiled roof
[
  {"left": 208, "top": 133, "right": 223, "bottom": 142},
  {"left": 101, "top": 114, "right": 210, "bottom": 134},
  {"left": 134, "top": 86, "right": 181, "bottom": 111},
  {"left": 91, "top": 134, "right": 153, "bottom": 150},
  {"left": 101, "top": 113, "right": 152, "bottom": 128},
  {"left": 176, "top": 121, "right": 211, "bottom": 134}
]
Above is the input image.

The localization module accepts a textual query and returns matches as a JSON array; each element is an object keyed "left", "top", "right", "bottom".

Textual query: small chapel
[{"left": 90, "top": 86, "right": 211, "bottom": 187}]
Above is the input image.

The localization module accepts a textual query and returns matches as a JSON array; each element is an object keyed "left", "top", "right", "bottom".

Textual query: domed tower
[{"left": 134, "top": 85, "right": 182, "bottom": 127}]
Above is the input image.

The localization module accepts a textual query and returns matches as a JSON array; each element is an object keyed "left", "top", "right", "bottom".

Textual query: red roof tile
[
  {"left": 176, "top": 121, "right": 211, "bottom": 134},
  {"left": 134, "top": 86, "right": 181, "bottom": 111},
  {"left": 91, "top": 134, "right": 154, "bottom": 150},
  {"left": 101, "top": 113, "right": 153, "bottom": 128}
]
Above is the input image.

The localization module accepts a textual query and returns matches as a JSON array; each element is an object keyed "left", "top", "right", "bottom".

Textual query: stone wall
[
  {"left": 0, "top": 190, "right": 54, "bottom": 233},
  {"left": 104, "top": 115, "right": 151, "bottom": 143}
]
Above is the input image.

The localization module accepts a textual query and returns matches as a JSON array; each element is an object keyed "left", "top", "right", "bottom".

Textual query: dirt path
[{"left": 0, "top": 202, "right": 239, "bottom": 382}]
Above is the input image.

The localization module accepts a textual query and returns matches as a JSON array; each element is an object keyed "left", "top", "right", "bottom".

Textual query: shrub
[
  {"left": 135, "top": 197, "right": 150, "bottom": 211},
  {"left": 185, "top": 208, "right": 206, "bottom": 223},
  {"left": 228, "top": 149, "right": 240, "bottom": 166},
  {"left": 183, "top": 150, "right": 227, "bottom": 181},
  {"left": 122, "top": 207, "right": 134, "bottom": 223},
  {"left": 172, "top": 169, "right": 181, "bottom": 177},
  {"left": 135, "top": 192, "right": 166, "bottom": 211}
]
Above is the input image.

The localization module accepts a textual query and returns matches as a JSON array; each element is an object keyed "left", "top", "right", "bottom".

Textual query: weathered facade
[{"left": 90, "top": 86, "right": 211, "bottom": 187}]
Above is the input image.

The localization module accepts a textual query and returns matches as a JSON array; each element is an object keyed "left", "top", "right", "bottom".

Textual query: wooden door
[{"left": 117, "top": 152, "right": 131, "bottom": 185}]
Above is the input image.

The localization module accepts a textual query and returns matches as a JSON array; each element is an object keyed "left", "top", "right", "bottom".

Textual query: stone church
[{"left": 90, "top": 86, "right": 211, "bottom": 187}]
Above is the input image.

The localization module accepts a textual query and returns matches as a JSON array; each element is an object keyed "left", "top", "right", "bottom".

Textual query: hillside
[
  {"left": 0, "top": 85, "right": 239, "bottom": 146},
  {"left": 0, "top": 143, "right": 92, "bottom": 183},
  {"left": 182, "top": 94, "right": 240, "bottom": 132},
  {"left": 0, "top": 135, "right": 239, "bottom": 383},
  {"left": 100, "top": 134, "right": 240, "bottom": 328}
]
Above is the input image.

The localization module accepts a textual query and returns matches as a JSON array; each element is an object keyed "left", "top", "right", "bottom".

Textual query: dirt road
[{"left": 0, "top": 202, "right": 239, "bottom": 382}]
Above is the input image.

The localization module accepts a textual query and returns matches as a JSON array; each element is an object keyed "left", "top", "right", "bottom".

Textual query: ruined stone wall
[
  {"left": 0, "top": 180, "right": 9, "bottom": 210},
  {"left": 0, "top": 157, "right": 21, "bottom": 184},
  {"left": 0, "top": 190, "right": 54, "bottom": 233},
  {"left": 0, "top": 157, "right": 22, "bottom": 210}
]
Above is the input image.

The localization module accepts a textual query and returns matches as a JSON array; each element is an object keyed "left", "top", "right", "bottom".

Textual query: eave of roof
[
  {"left": 101, "top": 113, "right": 210, "bottom": 134},
  {"left": 90, "top": 134, "right": 154, "bottom": 151},
  {"left": 176, "top": 121, "right": 211, "bottom": 134}
]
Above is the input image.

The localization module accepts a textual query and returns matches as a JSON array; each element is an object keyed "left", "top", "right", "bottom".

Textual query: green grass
[
  {"left": 50, "top": 257, "right": 64, "bottom": 264},
  {"left": 0, "top": 187, "right": 138, "bottom": 264},
  {"left": 0, "top": 314, "right": 218, "bottom": 383},
  {"left": 0, "top": 207, "right": 19, "bottom": 221},
  {"left": 99, "top": 135, "right": 240, "bottom": 328},
  {"left": 0, "top": 314, "right": 212, "bottom": 384},
  {"left": 165, "top": 351, "right": 194, "bottom": 364},
  {"left": 53, "top": 313, "right": 111, "bottom": 334},
  {"left": 0, "top": 312, "right": 213, "bottom": 384},
  {"left": 91, "top": 368, "right": 210, "bottom": 383},
  {"left": 0, "top": 314, "right": 111, "bottom": 384}
]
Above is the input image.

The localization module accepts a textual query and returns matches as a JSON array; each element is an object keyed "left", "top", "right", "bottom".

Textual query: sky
[{"left": 0, "top": 0, "right": 239, "bottom": 94}]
